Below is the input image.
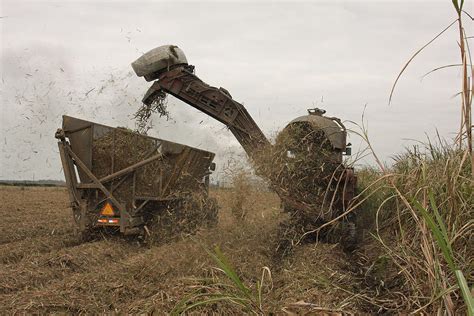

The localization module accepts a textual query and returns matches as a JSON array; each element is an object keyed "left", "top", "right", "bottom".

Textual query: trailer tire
[{"left": 203, "top": 197, "right": 219, "bottom": 228}]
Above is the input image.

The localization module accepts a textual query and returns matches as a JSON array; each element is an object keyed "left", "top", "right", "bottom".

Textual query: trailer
[{"left": 55, "top": 115, "right": 217, "bottom": 237}]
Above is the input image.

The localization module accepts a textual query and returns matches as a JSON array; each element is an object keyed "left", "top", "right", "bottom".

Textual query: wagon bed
[{"left": 56, "top": 115, "right": 216, "bottom": 235}]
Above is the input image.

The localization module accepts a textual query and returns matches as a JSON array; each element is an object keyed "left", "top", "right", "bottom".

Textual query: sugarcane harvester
[{"left": 132, "top": 45, "right": 358, "bottom": 249}]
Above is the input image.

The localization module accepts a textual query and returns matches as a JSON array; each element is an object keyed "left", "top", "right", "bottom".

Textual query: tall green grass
[
  {"left": 381, "top": 1, "right": 473, "bottom": 311},
  {"left": 171, "top": 246, "right": 271, "bottom": 315},
  {"left": 412, "top": 191, "right": 473, "bottom": 315},
  {"left": 358, "top": 139, "right": 473, "bottom": 314}
]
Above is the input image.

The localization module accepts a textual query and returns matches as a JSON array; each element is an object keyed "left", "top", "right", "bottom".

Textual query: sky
[{"left": 0, "top": 0, "right": 471, "bottom": 181}]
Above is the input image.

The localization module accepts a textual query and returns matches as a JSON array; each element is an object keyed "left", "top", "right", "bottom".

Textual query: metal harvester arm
[
  {"left": 143, "top": 66, "right": 328, "bottom": 213},
  {"left": 132, "top": 45, "right": 356, "bottom": 220},
  {"left": 142, "top": 66, "right": 271, "bottom": 161}
]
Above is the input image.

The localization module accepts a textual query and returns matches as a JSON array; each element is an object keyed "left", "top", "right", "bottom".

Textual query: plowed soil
[{"left": 0, "top": 186, "right": 373, "bottom": 314}]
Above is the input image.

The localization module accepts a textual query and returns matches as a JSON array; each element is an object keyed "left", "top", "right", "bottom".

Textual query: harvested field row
[
  {"left": 0, "top": 234, "right": 81, "bottom": 264},
  {"left": 0, "top": 186, "right": 373, "bottom": 314},
  {"left": 0, "top": 187, "right": 72, "bottom": 245}
]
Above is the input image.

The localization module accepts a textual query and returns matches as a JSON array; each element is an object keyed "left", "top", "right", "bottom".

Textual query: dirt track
[{"left": 0, "top": 186, "right": 373, "bottom": 314}]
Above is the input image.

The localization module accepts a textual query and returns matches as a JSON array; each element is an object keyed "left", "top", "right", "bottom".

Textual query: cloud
[{"left": 0, "top": 0, "right": 467, "bottom": 180}]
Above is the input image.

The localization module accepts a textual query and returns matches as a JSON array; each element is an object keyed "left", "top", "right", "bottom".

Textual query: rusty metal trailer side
[{"left": 56, "top": 115, "right": 216, "bottom": 235}]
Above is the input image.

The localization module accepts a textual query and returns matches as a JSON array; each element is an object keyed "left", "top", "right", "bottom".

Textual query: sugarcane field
[{"left": 1, "top": 1, "right": 473, "bottom": 314}]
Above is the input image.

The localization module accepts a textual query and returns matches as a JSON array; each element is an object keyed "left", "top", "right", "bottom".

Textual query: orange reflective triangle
[{"left": 101, "top": 202, "right": 115, "bottom": 216}]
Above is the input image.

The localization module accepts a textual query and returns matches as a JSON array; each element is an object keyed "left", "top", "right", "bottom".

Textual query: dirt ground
[{"left": 0, "top": 186, "right": 377, "bottom": 314}]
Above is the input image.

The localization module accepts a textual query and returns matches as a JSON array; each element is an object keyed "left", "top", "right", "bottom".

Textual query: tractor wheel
[{"left": 340, "top": 213, "right": 358, "bottom": 252}]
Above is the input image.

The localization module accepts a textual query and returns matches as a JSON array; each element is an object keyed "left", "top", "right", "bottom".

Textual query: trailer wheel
[
  {"left": 340, "top": 214, "right": 358, "bottom": 252},
  {"left": 72, "top": 207, "right": 94, "bottom": 242},
  {"left": 72, "top": 203, "right": 90, "bottom": 232},
  {"left": 204, "top": 197, "right": 218, "bottom": 228},
  {"left": 72, "top": 207, "right": 82, "bottom": 226}
]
